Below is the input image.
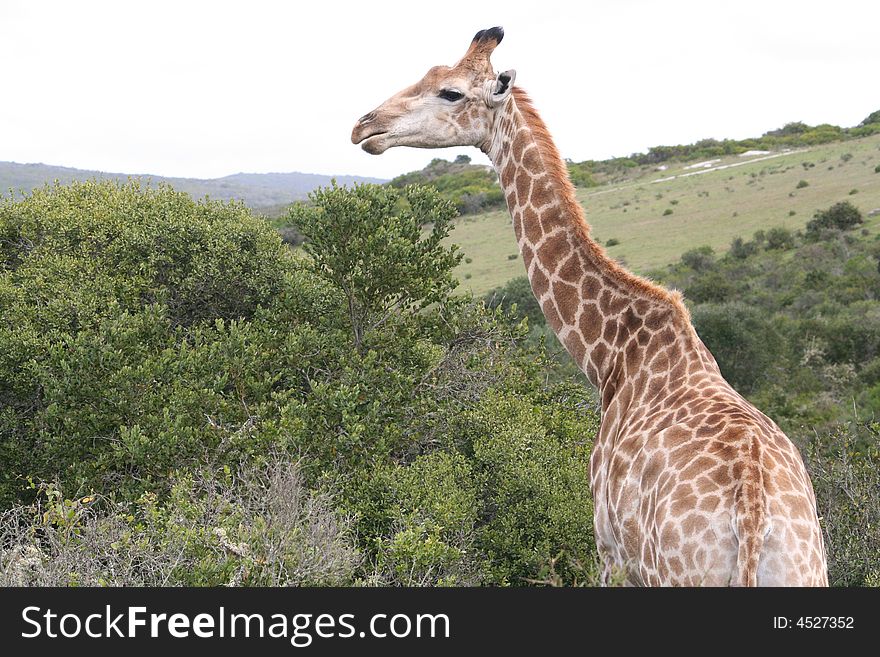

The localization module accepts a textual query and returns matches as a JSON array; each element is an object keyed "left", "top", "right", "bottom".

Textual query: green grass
[{"left": 451, "top": 133, "right": 880, "bottom": 294}]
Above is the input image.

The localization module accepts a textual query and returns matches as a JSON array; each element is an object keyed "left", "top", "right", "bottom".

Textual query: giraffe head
[{"left": 351, "top": 26, "right": 516, "bottom": 155}]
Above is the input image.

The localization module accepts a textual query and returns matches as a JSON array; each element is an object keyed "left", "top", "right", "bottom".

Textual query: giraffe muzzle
[{"left": 351, "top": 112, "right": 391, "bottom": 153}]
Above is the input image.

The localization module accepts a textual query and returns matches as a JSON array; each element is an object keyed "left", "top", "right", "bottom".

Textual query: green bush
[
  {"left": 680, "top": 245, "right": 716, "bottom": 271},
  {"left": 684, "top": 271, "right": 738, "bottom": 303},
  {"left": 729, "top": 236, "right": 759, "bottom": 260},
  {"left": 0, "top": 181, "right": 293, "bottom": 504},
  {"left": 691, "top": 302, "right": 789, "bottom": 394},
  {"left": 349, "top": 382, "right": 600, "bottom": 586},
  {"left": 808, "top": 424, "right": 880, "bottom": 586},
  {"left": 466, "top": 390, "right": 598, "bottom": 585},
  {"left": 0, "top": 180, "right": 286, "bottom": 331},
  {"left": 806, "top": 201, "right": 864, "bottom": 239},
  {"left": 484, "top": 276, "right": 543, "bottom": 326},
  {"left": 389, "top": 158, "right": 504, "bottom": 214},
  {"left": 765, "top": 226, "right": 795, "bottom": 250},
  {"left": 566, "top": 161, "right": 597, "bottom": 188},
  {"left": 365, "top": 451, "right": 480, "bottom": 586},
  {"left": 859, "top": 110, "right": 880, "bottom": 126},
  {"left": 287, "top": 182, "right": 461, "bottom": 350}
]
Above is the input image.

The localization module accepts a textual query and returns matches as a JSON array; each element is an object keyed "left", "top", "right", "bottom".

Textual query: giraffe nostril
[{"left": 359, "top": 112, "right": 376, "bottom": 125}]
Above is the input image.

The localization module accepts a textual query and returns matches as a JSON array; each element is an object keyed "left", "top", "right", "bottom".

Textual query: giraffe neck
[{"left": 483, "top": 88, "right": 712, "bottom": 409}]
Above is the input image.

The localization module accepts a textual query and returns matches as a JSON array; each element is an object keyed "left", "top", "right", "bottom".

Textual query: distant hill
[
  {"left": 0, "top": 161, "right": 386, "bottom": 210},
  {"left": 389, "top": 155, "right": 503, "bottom": 215},
  {"left": 567, "top": 110, "right": 880, "bottom": 188}
]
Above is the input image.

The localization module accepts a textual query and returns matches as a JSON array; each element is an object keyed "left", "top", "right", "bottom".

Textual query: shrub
[
  {"left": 765, "top": 226, "right": 795, "bottom": 250},
  {"left": 807, "top": 424, "right": 880, "bottom": 586},
  {"left": 349, "top": 381, "right": 600, "bottom": 587},
  {"left": 860, "top": 110, "right": 880, "bottom": 126},
  {"left": 796, "top": 180, "right": 809, "bottom": 189},
  {"left": 0, "top": 181, "right": 292, "bottom": 504},
  {"left": 663, "top": 208, "right": 674, "bottom": 216},
  {"left": 484, "top": 276, "right": 543, "bottom": 326},
  {"left": 1, "top": 179, "right": 604, "bottom": 588},
  {"left": 366, "top": 452, "right": 481, "bottom": 586},
  {"left": 605, "top": 238, "right": 620, "bottom": 247},
  {"left": 566, "top": 161, "right": 596, "bottom": 188},
  {"left": 0, "top": 180, "right": 286, "bottom": 331},
  {"left": 0, "top": 458, "right": 361, "bottom": 586},
  {"left": 685, "top": 271, "right": 738, "bottom": 304},
  {"left": 806, "top": 201, "right": 864, "bottom": 239},
  {"left": 287, "top": 183, "right": 461, "bottom": 350},
  {"left": 465, "top": 390, "right": 598, "bottom": 584},
  {"left": 680, "top": 245, "right": 716, "bottom": 272},
  {"left": 691, "top": 302, "right": 788, "bottom": 393},
  {"left": 728, "top": 236, "right": 759, "bottom": 260}
]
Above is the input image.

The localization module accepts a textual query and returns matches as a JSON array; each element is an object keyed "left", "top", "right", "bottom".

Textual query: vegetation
[
  {"left": 286, "top": 183, "right": 462, "bottom": 350},
  {"left": 0, "top": 180, "right": 599, "bottom": 586},
  {"left": 3, "top": 110, "right": 880, "bottom": 587},
  {"left": 0, "top": 161, "right": 385, "bottom": 211},
  {"left": 487, "top": 200, "right": 880, "bottom": 583},
  {"left": 452, "top": 131, "right": 880, "bottom": 293},
  {"left": 564, "top": 110, "right": 880, "bottom": 185},
  {"left": 389, "top": 156, "right": 504, "bottom": 215},
  {"left": 565, "top": 160, "right": 597, "bottom": 188},
  {"left": 808, "top": 426, "right": 880, "bottom": 587},
  {"left": 651, "top": 205, "right": 880, "bottom": 433},
  {"left": 805, "top": 200, "right": 863, "bottom": 237},
  {"left": 1, "top": 458, "right": 360, "bottom": 586}
]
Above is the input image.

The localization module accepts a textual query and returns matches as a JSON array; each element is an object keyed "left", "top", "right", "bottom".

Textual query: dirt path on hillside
[{"left": 585, "top": 148, "right": 810, "bottom": 198}]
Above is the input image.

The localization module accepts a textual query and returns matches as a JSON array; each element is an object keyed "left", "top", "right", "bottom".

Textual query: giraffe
[{"left": 351, "top": 27, "right": 828, "bottom": 586}]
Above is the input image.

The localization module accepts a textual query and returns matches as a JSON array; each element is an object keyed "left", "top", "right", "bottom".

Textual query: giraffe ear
[{"left": 489, "top": 69, "right": 516, "bottom": 107}]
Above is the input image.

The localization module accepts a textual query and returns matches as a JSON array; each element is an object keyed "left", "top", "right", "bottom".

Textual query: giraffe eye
[{"left": 438, "top": 89, "right": 465, "bottom": 102}]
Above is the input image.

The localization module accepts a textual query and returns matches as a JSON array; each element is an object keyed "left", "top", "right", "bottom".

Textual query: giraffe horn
[
  {"left": 457, "top": 26, "right": 504, "bottom": 67},
  {"left": 472, "top": 26, "right": 504, "bottom": 46}
]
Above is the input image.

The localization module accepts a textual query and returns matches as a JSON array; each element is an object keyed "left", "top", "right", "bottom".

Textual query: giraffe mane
[{"left": 510, "top": 87, "right": 691, "bottom": 322}]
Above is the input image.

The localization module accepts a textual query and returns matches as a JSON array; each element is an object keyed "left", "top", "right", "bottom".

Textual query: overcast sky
[{"left": 1, "top": 0, "right": 878, "bottom": 180}]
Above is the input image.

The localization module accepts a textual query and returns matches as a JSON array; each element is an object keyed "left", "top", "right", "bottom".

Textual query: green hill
[
  {"left": 452, "top": 132, "right": 880, "bottom": 294},
  {"left": 389, "top": 155, "right": 504, "bottom": 215}
]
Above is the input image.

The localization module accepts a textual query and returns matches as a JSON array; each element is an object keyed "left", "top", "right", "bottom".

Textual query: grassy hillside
[
  {"left": 452, "top": 133, "right": 880, "bottom": 294},
  {"left": 0, "top": 161, "right": 385, "bottom": 210}
]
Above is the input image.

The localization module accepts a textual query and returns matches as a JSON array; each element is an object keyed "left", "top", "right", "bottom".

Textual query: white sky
[{"left": 1, "top": 0, "right": 878, "bottom": 180}]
